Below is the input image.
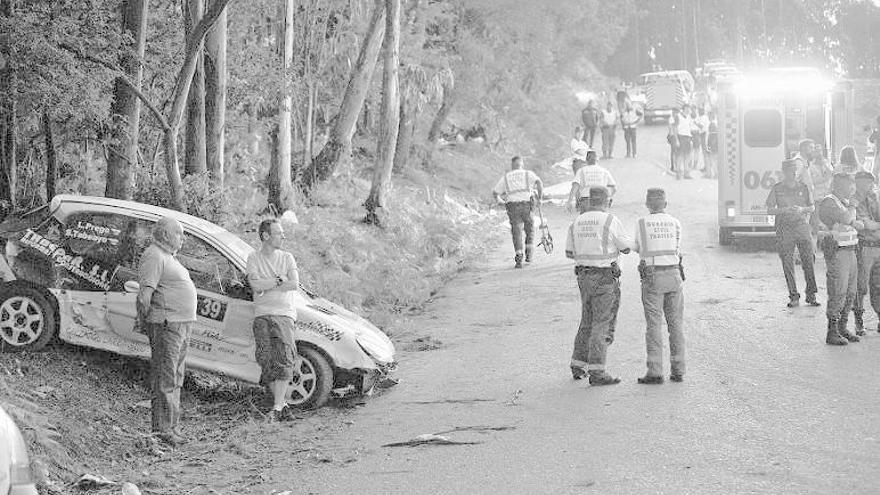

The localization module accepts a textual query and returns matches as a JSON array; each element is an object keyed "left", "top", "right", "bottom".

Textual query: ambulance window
[{"left": 744, "top": 110, "right": 782, "bottom": 148}]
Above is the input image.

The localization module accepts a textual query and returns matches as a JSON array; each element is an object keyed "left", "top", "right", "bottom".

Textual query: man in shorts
[{"left": 247, "top": 218, "right": 301, "bottom": 421}]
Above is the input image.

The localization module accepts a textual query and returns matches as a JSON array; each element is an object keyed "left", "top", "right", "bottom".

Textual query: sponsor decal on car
[
  {"left": 64, "top": 220, "right": 121, "bottom": 246},
  {"left": 19, "top": 229, "right": 117, "bottom": 291}
]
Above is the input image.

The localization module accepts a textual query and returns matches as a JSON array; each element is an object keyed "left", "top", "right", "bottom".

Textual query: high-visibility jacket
[
  {"left": 566, "top": 210, "right": 634, "bottom": 267},
  {"left": 572, "top": 165, "right": 616, "bottom": 198},
  {"left": 493, "top": 169, "right": 541, "bottom": 203},
  {"left": 634, "top": 213, "right": 681, "bottom": 266},
  {"left": 820, "top": 194, "right": 859, "bottom": 246}
]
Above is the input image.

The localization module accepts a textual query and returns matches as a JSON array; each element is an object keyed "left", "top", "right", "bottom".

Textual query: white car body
[{"left": 0, "top": 195, "right": 395, "bottom": 408}]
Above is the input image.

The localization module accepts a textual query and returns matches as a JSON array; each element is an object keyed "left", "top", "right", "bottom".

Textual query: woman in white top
[{"left": 674, "top": 105, "right": 694, "bottom": 179}]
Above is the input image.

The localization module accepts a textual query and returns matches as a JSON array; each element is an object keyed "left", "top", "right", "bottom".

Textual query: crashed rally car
[{"left": 0, "top": 195, "right": 396, "bottom": 409}]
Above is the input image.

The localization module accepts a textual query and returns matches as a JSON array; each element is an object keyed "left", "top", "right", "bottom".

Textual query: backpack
[{"left": 581, "top": 108, "right": 597, "bottom": 128}]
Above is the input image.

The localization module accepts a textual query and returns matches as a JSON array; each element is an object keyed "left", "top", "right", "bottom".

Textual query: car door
[{"left": 103, "top": 215, "right": 155, "bottom": 348}]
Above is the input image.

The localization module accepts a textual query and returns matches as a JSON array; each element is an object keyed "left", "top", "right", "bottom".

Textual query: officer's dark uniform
[{"left": 765, "top": 162, "right": 818, "bottom": 307}]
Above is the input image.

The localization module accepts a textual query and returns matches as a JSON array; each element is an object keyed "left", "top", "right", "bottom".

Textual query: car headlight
[{"left": 354, "top": 327, "right": 395, "bottom": 364}]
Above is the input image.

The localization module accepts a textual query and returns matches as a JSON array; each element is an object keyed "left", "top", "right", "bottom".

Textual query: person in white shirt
[
  {"left": 493, "top": 156, "right": 544, "bottom": 268},
  {"left": 674, "top": 105, "right": 694, "bottom": 179},
  {"left": 620, "top": 102, "right": 642, "bottom": 158},
  {"left": 633, "top": 188, "right": 685, "bottom": 384},
  {"left": 570, "top": 126, "right": 588, "bottom": 156},
  {"left": 567, "top": 149, "right": 617, "bottom": 213},
  {"left": 565, "top": 186, "right": 634, "bottom": 385},
  {"left": 600, "top": 102, "right": 619, "bottom": 159},
  {"left": 246, "top": 218, "right": 300, "bottom": 422}
]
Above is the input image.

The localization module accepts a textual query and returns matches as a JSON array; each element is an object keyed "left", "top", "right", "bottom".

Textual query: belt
[
  {"left": 836, "top": 245, "right": 857, "bottom": 251},
  {"left": 859, "top": 240, "right": 880, "bottom": 248},
  {"left": 645, "top": 264, "right": 677, "bottom": 270},
  {"left": 506, "top": 201, "right": 531, "bottom": 205},
  {"left": 575, "top": 264, "right": 616, "bottom": 274}
]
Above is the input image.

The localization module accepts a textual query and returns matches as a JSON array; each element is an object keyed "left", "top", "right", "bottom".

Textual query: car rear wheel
[
  {"left": 0, "top": 284, "right": 57, "bottom": 352},
  {"left": 287, "top": 346, "right": 333, "bottom": 409}
]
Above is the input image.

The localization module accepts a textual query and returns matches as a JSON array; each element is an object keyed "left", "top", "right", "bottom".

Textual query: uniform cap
[
  {"left": 588, "top": 186, "right": 609, "bottom": 204},
  {"left": 584, "top": 147, "right": 597, "bottom": 156},
  {"left": 855, "top": 170, "right": 876, "bottom": 181},
  {"left": 646, "top": 188, "right": 666, "bottom": 201}
]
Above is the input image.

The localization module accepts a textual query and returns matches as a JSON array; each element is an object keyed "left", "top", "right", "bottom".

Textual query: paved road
[{"left": 282, "top": 127, "right": 880, "bottom": 494}]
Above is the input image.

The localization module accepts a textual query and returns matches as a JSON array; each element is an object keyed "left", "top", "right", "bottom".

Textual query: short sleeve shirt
[
  {"left": 767, "top": 181, "right": 812, "bottom": 229},
  {"left": 246, "top": 249, "right": 298, "bottom": 319},
  {"left": 138, "top": 244, "right": 198, "bottom": 323},
  {"left": 493, "top": 169, "right": 541, "bottom": 203},
  {"left": 573, "top": 165, "right": 616, "bottom": 198}
]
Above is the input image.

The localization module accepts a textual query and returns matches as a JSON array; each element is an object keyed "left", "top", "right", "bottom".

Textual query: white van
[{"left": 638, "top": 70, "right": 694, "bottom": 124}]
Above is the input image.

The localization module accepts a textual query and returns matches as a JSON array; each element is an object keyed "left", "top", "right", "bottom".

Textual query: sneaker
[
  {"left": 856, "top": 328, "right": 867, "bottom": 337},
  {"left": 588, "top": 373, "right": 621, "bottom": 386},
  {"left": 669, "top": 374, "right": 684, "bottom": 383},
  {"left": 514, "top": 261, "right": 523, "bottom": 269},
  {"left": 637, "top": 375, "right": 664, "bottom": 385},
  {"left": 571, "top": 367, "right": 587, "bottom": 380},
  {"left": 787, "top": 297, "right": 800, "bottom": 308},
  {"left": 268, "top": 405, "right": 293, "bottom": 423},
  {"left": 805, "top": 297, "right": 821, "bottom": 307}
]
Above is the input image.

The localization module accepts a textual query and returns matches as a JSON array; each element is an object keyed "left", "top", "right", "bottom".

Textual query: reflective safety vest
[
  {"left": 637, "top": 213, "right": 680, "bottom": 266},
  {"left": 822, "top": 194, "right": 859, "bottom": 247},
  {"left": 570, "top": 211, "right": 618, "bottom": 265},
  {"left": 502, "top": 169, "right": 534, "bottom": 202},
  {"left": 576, "top": 166, "right": 613, "bottom": 198}
]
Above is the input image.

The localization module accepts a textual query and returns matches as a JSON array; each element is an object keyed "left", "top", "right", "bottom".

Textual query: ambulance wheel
[{"left": 719, "top": 228, "right": 733, "bottom": 246}]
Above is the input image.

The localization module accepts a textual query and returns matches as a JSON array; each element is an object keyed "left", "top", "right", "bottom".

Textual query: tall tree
[
  {"left": 364, "top": 0, "right": 400, "bottom": 225},
  {"left": 302, "top": 0, "right": 385, "bottom": 190},
  {"left": 42, "top": 109, "right": 55, "bottom": 201},
  {"left": 204, "top": 6, "right": 227, "bottom": 183},
  {"left": 268, "top": 0, "right": 296, "bottom": 214},
  {"left": 184, "top": 0, "right": 208, "bottom": 175},
  {"left": 0, "top": 0, "right": 16, "bottom": 206},
  {"left": 106, "top": 0, "right": 148, "bottom": 200}
]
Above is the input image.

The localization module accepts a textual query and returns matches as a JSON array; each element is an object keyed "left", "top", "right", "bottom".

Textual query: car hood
[{"left": 295, "top": 289, "right": 395, "bottom": 365}]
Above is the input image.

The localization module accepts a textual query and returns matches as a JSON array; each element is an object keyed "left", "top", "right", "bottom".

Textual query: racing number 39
[
  {"left": 197, "top": 294, "right": 227, "bottom": 322},
  {"left": 743, "top": 170, "right": 782, "bottom": 190}
]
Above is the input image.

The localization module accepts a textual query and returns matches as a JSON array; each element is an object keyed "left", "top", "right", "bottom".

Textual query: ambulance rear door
[
  {"left": 829, "top": 80, "right": 854, "bottom": 161},
  {"left": 736, "top": 94, "right": 786, "bottom": 221}
]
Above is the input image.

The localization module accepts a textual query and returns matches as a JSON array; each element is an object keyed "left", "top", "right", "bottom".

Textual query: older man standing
[
  {"left": 137, "top": 217, "right": 197, "bottom": 446},
  {"left": 247, "top": 218, "right": 300, "bottom": 421}
]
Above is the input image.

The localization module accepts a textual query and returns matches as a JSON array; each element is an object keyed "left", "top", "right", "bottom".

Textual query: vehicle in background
[
  {"left": 716, "top": 69, "right": 854, "bottom": 245},
  {"left": 0, "top": 195, "right": 396, "bottom": 409},
  {"left": 0, "top": 405, "right": 38, "bottom": 495},
  {"left": 638, "top": 70, "right": 694, "bottom": 124}
]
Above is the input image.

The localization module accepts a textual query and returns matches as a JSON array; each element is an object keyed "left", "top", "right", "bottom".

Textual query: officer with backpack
[
  {"left": 493, "top": 156, "right": 544, "bottom": 269},
  {"left": 581, "top": 100, "right": 600, "bottom": 148}
]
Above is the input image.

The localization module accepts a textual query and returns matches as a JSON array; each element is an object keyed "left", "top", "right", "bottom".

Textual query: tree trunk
[
  {"left": 392, "top": 92, "right": 412, "bottom": 174},
  {"left": 106, "top": 0, "right": 148, "bottom": 200},
  {"left": 426, "top": 79, "right": 454, "bottom": 144},
  {"left": 268, "top": 0, "right": 295, "bottom": 213},
  {"left": 364, "top": 0, "right": 400, "bottom": 225},
  {"left": 0, "top": 0, "right": 17, "bottom": 206},
  {"left": 304, "top": 83, "right": 315, "bottom": 174},
  {"left": 303, "top": 0, "right": 385, "bottom": 190},
  {"left": 42, "top": 110, "right": 56, "bottom": 201},
  {"left": 184, "top": 0, "right": 208, "bottom": 176},
  {"left": 204, "top": 6, "right": 226, "bottom": 185}
]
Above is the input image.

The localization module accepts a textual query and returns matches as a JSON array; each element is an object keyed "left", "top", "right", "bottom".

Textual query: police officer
[
  {"left": 853, "top": 170, "right": 880, "bottom": 334},
  {"left": 493, "top": 156, "right": 544, "bottom": 268},
  {"left": 566, "top": 149, "right": 616, "bottom": 214},
  {"left": 565, "top": 186, "right": 633, "bottom": 385},
  {"left": 765, "top": 159, "right": 819, "bottom": 308},
  {"left": 633, "top": 188, "right": 685, "bottom": 384},
  {"left": 817, "top": 173, "right": 864, "bottom": 345}
]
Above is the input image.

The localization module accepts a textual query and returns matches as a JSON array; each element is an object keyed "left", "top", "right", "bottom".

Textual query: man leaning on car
[
  {"left": 246, "top": 218, "right": 300, "bottom": 422},
  {"left": 137, "top": 216, "right": 197, "bottom": 446}
]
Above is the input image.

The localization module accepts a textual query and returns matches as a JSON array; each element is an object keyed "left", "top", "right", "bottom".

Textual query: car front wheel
[
  {"left": 0, "top": 284, "right": 57, "bottom": 352},
  {"left": 287, "top": 346, "right": 333, "bottom": 409}
]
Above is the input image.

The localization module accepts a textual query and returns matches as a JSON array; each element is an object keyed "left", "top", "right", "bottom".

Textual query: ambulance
[{"left": 717, "top": 68, "right": 854, "bottom": 245}]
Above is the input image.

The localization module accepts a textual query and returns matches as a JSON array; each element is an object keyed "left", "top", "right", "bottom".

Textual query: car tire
[
  {"left": 0, "top": 283, "right": 57, "bottom": 352},
  {"left": 288, "top": 346, "right": 333, "bottom": 409}
]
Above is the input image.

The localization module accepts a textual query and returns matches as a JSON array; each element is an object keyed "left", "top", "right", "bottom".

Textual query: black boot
[
  {"left": 514, "top": 253, "right": 523, "bottom": 269},
  {"left": 826, "top": 318, "right": 847, "bottom": 345},
  {"left": 854, "top": 310, "right": 866, "bottom": 336},
  {"left": 838, "top": 317, "right": 860, "bottom": 343},
  {"left": 525, "top": 246, "right": 533, "bottom": 263}
]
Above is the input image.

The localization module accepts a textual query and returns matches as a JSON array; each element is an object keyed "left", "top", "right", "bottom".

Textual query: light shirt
[
  {"left": 633, "top": 212, "right": 682, "bottom": 266},
  {"left": 493, "top": 169, "right": 542, "bottom": 203},
  {"left": 573, "top": 164, "right": 616, "bottom": 198},
  {"left": 792, "top": 153, "right": 817, "bottom": 197},
  {"left": 676, "top": 114, "right": 692, "bottom": 136},
  {"left": 621, "top": 109, "right": 640, "bottom": 128},
  {"left": 138, "top": 243, "right": 198, "bottom": 323},
  {"left": 601, "top": 109, "right": 618, "bottom": 127},
  {"left": 570, "top": 138, "right": 588, "bottom": 155},
  {"left": 246, "top": 249, "right": 299, "bottom": 319},
  {"left": 566, "top": 211, "right": 633, "bottom": 267}
]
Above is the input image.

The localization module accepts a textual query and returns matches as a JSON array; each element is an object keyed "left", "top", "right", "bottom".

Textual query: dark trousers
[
  {"left": 777, "top": 226, "right": 817, "bottom": 299},
  {"left": 623, "top": 127, "right": 637, "bottom": 157},
  {"left": 505, "top": 201, "right": 534, "bottom": 255},
  {"left": 601, "top": 126, "right": 616, "bottom": 158},
  {"left": 582, "top": 126, "right": 597, "bottom": 148},
  {"left": 571, "top": 268, "right": 620, "bottom": 373},
  {"left": 147, "top": 321, "right": 192, "bottom": 434}
]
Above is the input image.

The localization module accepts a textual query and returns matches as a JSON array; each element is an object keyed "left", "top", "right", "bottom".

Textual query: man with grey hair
[{"left": 137, "top": 217, "right": 197, "bottom": 446}]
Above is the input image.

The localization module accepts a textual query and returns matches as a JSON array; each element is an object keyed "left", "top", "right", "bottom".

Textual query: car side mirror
[{"left": 123, "top": 280, "right": 140, "bottom": 293}]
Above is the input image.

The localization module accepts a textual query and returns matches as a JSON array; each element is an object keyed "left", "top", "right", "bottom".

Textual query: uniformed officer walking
[
  {"left": 852, "top": 170, "right": 880, "bottom": 334},
  {"left": 566, "top": 148, "right": 616, "bottom": 214},
  {"left": 633, "top": 188, "right": 685, "bottom": 384},
  {"left": 765, "top": 159, "right": 820, "bottom": 308},
  {"left": 493, "top": 156, "right": 544, "bottom": 268},
  {"left": 565, "top": 186, "right": 633, "bottom": 385},
  {"left": 817, "top": 173, "right": 864, "bottom": 345}
]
